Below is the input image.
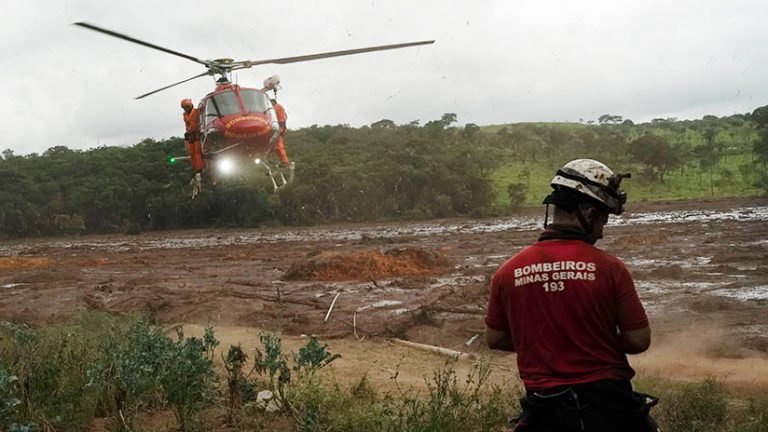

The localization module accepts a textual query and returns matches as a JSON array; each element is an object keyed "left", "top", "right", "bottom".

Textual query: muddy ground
[{"left": 1, "top": 197, "right": 767, "bottom": 392}]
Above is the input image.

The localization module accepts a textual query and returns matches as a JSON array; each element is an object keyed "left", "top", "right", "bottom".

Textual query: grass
[
  {"left": 1, "top": 313, "right": 768, "bottom": 431},
  {"left": 491, "top": 152, "right": 764, "bottom": 209}
]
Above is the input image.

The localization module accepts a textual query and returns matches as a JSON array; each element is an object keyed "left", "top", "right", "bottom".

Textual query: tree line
[{"left": 1, "top": 108, "right": 767, "bottom": 239}]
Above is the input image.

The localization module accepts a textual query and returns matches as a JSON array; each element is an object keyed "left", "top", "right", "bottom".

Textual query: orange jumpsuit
[
  {"left": 273, "top": 102, "right": 289, "bottom": 164},
  {"left": 183, "top": 108, "right": 205, "bottom": 172}
]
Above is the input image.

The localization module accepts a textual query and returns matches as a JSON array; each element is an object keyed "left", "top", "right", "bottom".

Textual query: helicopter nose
[{"left": 223, "top": 115, "right": 271, "bottom": 139}]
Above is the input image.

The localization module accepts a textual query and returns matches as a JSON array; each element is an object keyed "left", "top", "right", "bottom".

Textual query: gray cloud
[{"left": 1, "top": 0, "right": 766, "bottom": 155}]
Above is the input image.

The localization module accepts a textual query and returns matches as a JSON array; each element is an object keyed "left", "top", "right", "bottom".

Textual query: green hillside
[{"left": 481, "top": 116, "right": 764, "bottom": 207}]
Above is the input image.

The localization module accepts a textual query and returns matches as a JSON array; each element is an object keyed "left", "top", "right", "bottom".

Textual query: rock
[{"left": 255, "top": 389, "right": 280, "bottom": 412}]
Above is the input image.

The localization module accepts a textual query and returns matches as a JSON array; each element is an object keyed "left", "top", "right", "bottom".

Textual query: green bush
[
  {"left": 160, "top": 326, "right": 219, "bottom": 432},
  {"left": 5, "top": 315, "right": 768, "bottom": 431},
  {"left": 88, "top": 318, "right": 174, "bottom": 430},
  {"left": 0, "top": 319, "right": 102, "bottom": 431},
  {"left": 0, "top": 314, "right": 221, "bottom": 432}
]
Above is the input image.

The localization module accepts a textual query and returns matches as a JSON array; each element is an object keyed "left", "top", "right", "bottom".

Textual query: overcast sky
[{"left": 2, "top": 0, "right": 767, "bottom": 155}]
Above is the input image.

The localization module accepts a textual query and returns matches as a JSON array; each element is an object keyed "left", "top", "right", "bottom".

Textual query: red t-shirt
[{"left": 485, "top": 239, "right": 648, "bottom": 390}]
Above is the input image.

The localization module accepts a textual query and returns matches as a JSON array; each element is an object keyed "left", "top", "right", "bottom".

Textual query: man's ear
[{"left": 584, "top": 205, "right": 602, "bottom": 221}]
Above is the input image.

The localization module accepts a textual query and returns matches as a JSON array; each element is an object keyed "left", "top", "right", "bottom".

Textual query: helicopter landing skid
[{"left": 258, "top": 161, "right": 294, "bottom": 192}]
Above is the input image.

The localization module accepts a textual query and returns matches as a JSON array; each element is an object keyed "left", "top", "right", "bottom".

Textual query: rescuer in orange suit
[
  {"left": 271, "top": 98, "right": 290, "bottom": 165},
  {"left": 181, "top": 98, "right": 205, "bottom": 197}
]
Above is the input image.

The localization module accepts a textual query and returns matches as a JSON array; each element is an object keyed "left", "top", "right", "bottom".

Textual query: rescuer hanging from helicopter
[
  {"left": 181, "top": 98, "right": 205, "bottom": 198},
  {"left": 270, "top": 98, "right": 290, "bottom": 166}
]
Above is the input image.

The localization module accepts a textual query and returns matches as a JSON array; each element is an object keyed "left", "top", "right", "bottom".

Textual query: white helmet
[
  {"left": 548, "top": 159, "right": 630, "bottom": 215},
  {"left": 263, "top": 75, "right": 281, "bottom": 91}
]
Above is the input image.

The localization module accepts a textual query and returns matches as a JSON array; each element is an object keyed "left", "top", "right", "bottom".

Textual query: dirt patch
[
  {"left": 648, "top": 264, "right": 686, "bottom": 279},
  {"left": 612, "top": 231, "right": 668, "bottom": 248},
  {"left": 0, "top": 257, "right": 53, "bottom": 269},
  {"left": 283, "top": 247, "right": 452, "bottom": 281},
  {"left": 688, "top": 296, "right": 748, "bottom": 313}
]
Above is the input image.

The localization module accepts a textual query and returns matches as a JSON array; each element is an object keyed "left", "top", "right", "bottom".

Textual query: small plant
[
  {"left": 253, "top": 333, "right": 292, "bottom": 399},
  {"left": 222, "top": 344, "right": 249, "bottom": 425},
  {"left": 293, "top": 337, "right": 341, "bottom": 377},
  {"left": 0, "top": 365, "right": 37, "bottom": 432},
  {"left": 251, "top": 333, "right": 342, "bottom": 430},
  {"left": 350, "top": 373, "right": 377, "bottom": 401},
  {"left": 87, "top": 318, "right": 171, "bottom": 430},
  {"left": 160, "top": 326, "right": 219, "bottom": 432}
]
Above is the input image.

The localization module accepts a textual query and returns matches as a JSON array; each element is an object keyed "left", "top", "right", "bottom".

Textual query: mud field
[{"left": 1, "top": 197, "right": 768, "bottom": 391}]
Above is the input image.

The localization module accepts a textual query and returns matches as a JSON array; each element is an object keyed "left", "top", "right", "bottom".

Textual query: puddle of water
[
  {"left": 430, "top": 275, "right": 485, "bottom": 288},
  {"left": 693, "top": 256, "right": 713, "bottom": 266},
  {"left": 613, "top": 206, "right": 768, "bottom": 226},
  {"left": 680, "top": 281, "right": 721, "bottom": 291},
  {"left": 635, "top": 281, "right": 669, "bottom": 295},
  {"left": 709, "top": 286, "right": 768, "bottom": 301},
  {"left": 356, "top": 300, "right": 403, "bottom": 312},
  {"left": 2, "top": 283, "right": 30, "bottom": 289},
  {"left": 625, "top": 256, "right": 713, "bottom": 270},
  {"left": 625, "top": 258, "right": 659, "bottom": 267},
  {"left": 636, "top": 280, "right": 723, "bottom": 295}
]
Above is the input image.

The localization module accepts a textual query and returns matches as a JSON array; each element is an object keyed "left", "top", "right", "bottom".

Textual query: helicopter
[{"left": 73, "top": 22, "right": 434, "bottom": 196}]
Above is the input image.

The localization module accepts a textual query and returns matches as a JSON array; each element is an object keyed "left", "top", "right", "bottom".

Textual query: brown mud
[{"left": 1, "top": 196, "right": 767, "bottom": 392}]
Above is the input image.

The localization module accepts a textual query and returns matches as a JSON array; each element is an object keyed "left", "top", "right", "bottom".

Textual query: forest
[{"left": 1, "top": 106, "right": 767, "bottom": 239}]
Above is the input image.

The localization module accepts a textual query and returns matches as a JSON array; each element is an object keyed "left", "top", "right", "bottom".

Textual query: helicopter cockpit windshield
[
  {"left": 240, "top": 90, "right": 270, "bottom": 113},
  {"left": 211, "top": 92, "right": 240, "bottom": 116}
]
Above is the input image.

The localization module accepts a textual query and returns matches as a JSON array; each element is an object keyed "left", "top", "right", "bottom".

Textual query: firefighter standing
[{"left": 485, "top": 159, "right": 658, "bottom": 431}]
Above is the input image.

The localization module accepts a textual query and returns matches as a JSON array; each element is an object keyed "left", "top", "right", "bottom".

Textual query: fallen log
[
  {"left": 223, "top": 282, "right": 324, "bottom": 308},
  {"left": 422, "top": 305, "right": 486, "bottom": 315},
  {"left": 390, "top": 338, "right": 477, "bottom": 361},
  {"left": 300, "top": 331, "right": 351, "bottom": 340}
]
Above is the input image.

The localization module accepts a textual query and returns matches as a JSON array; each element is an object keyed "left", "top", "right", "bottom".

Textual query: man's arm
[
  {"left": 486, "top": 326, "right": 515, "bottom": 352},
  {"left": 613, "top": 261, "right": 651, "bottom": 354},
  {"left": 618, "top": 325, "right": 650, "bottom": 354}
]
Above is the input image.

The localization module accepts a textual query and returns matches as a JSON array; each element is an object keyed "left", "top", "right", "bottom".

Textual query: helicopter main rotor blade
[
  {"left": 73, "top": 22, "right": 209, "bottom": 67},
  {"left": 135, "top": 71, "right": 211, "bottom": 100},
  {"left": 239, "top": 40, "right": 435, "bottom": 68}
]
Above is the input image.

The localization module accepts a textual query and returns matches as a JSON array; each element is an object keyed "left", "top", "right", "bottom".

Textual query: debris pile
[{"left": 283, "top": 247, "right": 452, "bottom": 281}]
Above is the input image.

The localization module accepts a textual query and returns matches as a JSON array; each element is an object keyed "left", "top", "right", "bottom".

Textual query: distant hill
[{"left": 1, "top": 109, "right": 766, "bottom": 238}]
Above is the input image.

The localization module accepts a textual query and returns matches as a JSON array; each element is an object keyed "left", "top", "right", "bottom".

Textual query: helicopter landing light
[{"left": 217, "top": 158, "right": 236, "bottom": 176}]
